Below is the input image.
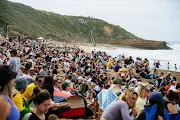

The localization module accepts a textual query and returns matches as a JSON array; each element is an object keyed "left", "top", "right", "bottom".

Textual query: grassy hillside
[
  {"left": 0, "top": 0, "right": 170, "bottom": 49},
  {"left": 0, "top": 0, "right": 138, "bottom": 42}
]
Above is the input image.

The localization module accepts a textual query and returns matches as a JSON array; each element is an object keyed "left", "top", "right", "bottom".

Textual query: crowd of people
[{"left": 0, "top": 36, "right": 179, "bottom": 120}]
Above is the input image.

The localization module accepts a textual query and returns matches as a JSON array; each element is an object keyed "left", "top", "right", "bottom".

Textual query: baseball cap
[
  {"left": 113, "top": 78, "right": 123, "bottom": 84},
  {"left": 62, "top": 81, "right": 70, "bottom": 90}
]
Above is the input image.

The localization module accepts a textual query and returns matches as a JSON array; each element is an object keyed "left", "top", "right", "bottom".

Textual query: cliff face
[
  {"left": 118, "top": 39, "right": 170, "bottom": 50},
  {"left": 0, "top": 0, "right": 170, "bottom": 50}
]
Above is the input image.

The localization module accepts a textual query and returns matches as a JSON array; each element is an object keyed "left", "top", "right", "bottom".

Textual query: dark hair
[
  {"left": 176, "top": 82, "right": 180, "bottom": 89},
  {"left": 44, "top": 76, "right": 54, "bottom": 86},
  {"left": 173, "top": 77, "right": 176, "bottom": 81},
  {"left": 166, "top": 90, "right": 179, "bottom": 102},
  {"left": 33, "top": 86, "right": 41, "bottom": 95},
  {"left": 42, "top": 76, "right": 54, "bottom": 99},
  {"left": 10, "top": 49, "right": 17, "bottom": 56},
  {"left": 33, "top": 90, "right": 51, "bottom": 105},
  {"left": 167, "top": 81, "right": 170, "bottom": 85},
  {"left": 159, "top": 86, "right": 166, "bottom": 96},
  {"left": 52, "top": 69, "right": 57, "bottom": 75},
  {"left": 147, "top": 100, "right": 164, "bottom": 119},
  {"left": 0, "top": 65, "right": 17, "bottom": 86},
  {"left": 28, "top": 87, "right": 41, "bottom": 105},
  {"left": 36, "top": 75, "right": 44, "bottom": 82}
]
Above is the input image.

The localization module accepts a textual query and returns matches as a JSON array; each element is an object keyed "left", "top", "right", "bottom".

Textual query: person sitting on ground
[
  {"left": 165, "top": 81, "right": 171, "bottom": 92},
  {"left": 0, "top": 65, "right": 20, "bottom": 120},
  {"left": 93, "top": 81, "right": 104, "bottom": 96},
  {"left": 120, "top": 64, "right": 128, "bottom": 76},
  {"left": 106, "top": 59, "right": 113, "bottom": 69},
  {"left": 65, "top": 74, "right": 77, "bottom": 92},
  {"left": 114, "top": 61, "right": 121, "bottom": 72},
  {"left": 28, "top": 90, "right": 51, "bottom": 120},
  {"left": 176, "top": 82, "right": 180, "bottom": 93},
  {"left": 61, "top": 81, "right": 72, "bottom": 95},
  {"left": 23, "top": 75, "right": 45, "bottom": 103},
  {"left": 165, "top": 72, "right": 171, "bottom": 81},
  {"left": 108, "top": 78, "right": 124, "bottom": 96},
  {"left": 125, "top": 68, "right": 135, "bottom": 81},
  {"left": 164, "top": 90, "right": 179, "bottom": 114},
  {"left": 136, "top": 83, "right": 150, "bottom": 115},
  {"left": 12, "top": 77, "right": 32, "bottom": 120},
  {"left": 137, "top": 92, "right": 164, "bottom": 120},
  {"left": 169, "top": 81, "right": 177, "bottom": 91},
  {"left": 128, "top": 78, "right": 138, "bottom": 88},
  {"left": 42, "top": 76, "right": 54, "bottom": 100},
  {"left": 22, "top": 68, "right": 35, "bottom": 84},
  {"left": 53, "top": 75, "right": 63, "bottom": 92},
  {"left": 159, "top": 86, "right": 167, "bottom": 97},
  {"left": 101, "top": 89, "right": 138, "bottom": 120}
]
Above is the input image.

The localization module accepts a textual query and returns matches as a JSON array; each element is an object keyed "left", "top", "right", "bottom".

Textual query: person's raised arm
[
  {"left": 167, "top": 103, "right": 178, "bottom": 114},
  {"left": 120, "top": 102, "right": 135, "bottom": 120}
]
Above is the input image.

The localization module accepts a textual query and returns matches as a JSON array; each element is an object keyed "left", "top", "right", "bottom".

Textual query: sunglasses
[
  {"left": 38, "top": 80, "right": 44, "bottom": 83},
  {"left": 146, "top": 90, "right": 150, "bottom": 92}
]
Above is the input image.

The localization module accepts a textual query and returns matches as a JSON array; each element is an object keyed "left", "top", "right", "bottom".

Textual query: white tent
[{"left": 37, "top": 37, "right": 44, "bottom": 40}]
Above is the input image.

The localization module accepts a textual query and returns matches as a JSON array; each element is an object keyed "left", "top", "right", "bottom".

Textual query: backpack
[
  {"left": 59, "top": 95, "right": 92, "bottom": 118},
  {"left": 137, "top": 104, "right": 158, "bottom": 120}
]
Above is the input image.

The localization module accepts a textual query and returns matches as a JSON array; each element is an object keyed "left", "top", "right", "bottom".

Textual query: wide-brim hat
[{"left": 15, "top": 77, "right": 28, "bottom": 89}]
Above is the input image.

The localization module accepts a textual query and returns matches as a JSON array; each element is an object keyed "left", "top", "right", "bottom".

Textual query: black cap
[{"left": 0, "top": 65, "right": 17, "bottom": 86}]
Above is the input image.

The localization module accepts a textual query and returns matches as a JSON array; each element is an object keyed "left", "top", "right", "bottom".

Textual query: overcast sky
[{"left": 9, "top": 0, "right": 180, "bottom": 41}]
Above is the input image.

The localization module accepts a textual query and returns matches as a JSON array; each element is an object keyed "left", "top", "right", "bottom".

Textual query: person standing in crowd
[
  {"left": 9, "top": 49, "right": 21, "bottom": 77},
  {"left": 167, "top": 62, "right": 170, "bottom": 70},
  {"left": 156, "top": 60, "right": 161, "bottom": 69},
  {"left": 175, "top": 64, "right": 177, "bottom": 71},
  {"left": 31, "top": 39, "right": 37, "bottom": 51},
  {"left": 0, "top": 65, "right": 20, "bottom": 120}
]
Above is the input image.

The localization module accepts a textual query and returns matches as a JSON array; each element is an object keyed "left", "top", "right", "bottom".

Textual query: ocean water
[{"left": 90, "top": 42, "right": 180, "bottom": 72}]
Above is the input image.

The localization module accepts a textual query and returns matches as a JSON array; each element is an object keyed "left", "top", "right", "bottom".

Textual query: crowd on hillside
[{"left": 0, "top": 36, "right": 180, "bottom": 120}]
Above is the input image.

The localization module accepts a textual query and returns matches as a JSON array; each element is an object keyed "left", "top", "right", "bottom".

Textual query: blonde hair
[
  {"left": 118, "top": 89, "right": 132, "bottom": 101},
  {"left": 138, "top": 83, "right": 149, "bottom": 98},
  {"left": 118, "top": 89, "right": 138, "bottom": 108},
  {"left": 53, "top": 74, "right": 63, "bottom": 80},
  {"left": 0, "top": 81, "right": 13, "bottom": 99}
]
